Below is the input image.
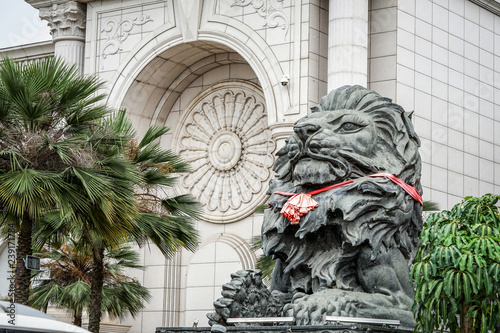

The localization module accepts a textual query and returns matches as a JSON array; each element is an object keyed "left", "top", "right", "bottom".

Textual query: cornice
[
  {"left": 25, "top": 0, "right": 90, "bottom": 9},
  {"left": 468, "top": 0, "right": 500, "bottom": 16}
]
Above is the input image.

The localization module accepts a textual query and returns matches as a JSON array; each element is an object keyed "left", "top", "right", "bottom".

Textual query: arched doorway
[{"left": 117, "top": 40, "right": 272, "bottom": 328}]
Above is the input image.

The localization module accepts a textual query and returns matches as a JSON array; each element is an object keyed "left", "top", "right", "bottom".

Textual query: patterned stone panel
[
  {"left": 216, "top": 0, "right": 290, "bottom": 43},
  {"left": 173, "top": 81, "right": 276, "bottom": 223},
  {"left": 91, "top": 1, "right": 174, "bottom": 73}
]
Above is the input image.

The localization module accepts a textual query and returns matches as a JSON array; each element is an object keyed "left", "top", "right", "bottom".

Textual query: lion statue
[{"left": 208, "top": 85, "right": 422, "bottom": 329}]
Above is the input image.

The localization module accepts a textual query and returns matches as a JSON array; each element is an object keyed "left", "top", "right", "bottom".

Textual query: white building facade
[{"left": 1, "top": 0, "right": 500, "bottom": 332}]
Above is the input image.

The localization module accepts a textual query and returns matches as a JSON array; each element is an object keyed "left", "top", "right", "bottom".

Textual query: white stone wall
[
  {"left": 369, "top": 0, "right": 500, "bottom": 210},
  {"left": 368, "top": 1, "right": 397, "bottom": 97}
]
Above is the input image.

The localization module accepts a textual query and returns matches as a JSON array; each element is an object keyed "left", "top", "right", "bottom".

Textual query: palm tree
[
  {"left": 35, "top": 111, "right": 200, "bottom": 333},
  {"left": 108, "top": 110, "right": 200, "bottom": 256},
  {"left": 0, "top": 56, "right": 127, "bottom": 305},
  {"left": 0, "top": 57, "right": 199, "bottom": 333},
  {"left": 85, "top": 111, "right": 200, "bottom": 333},
  {"left": 30, "top": 239, "right": 150, "bottom": 327}
]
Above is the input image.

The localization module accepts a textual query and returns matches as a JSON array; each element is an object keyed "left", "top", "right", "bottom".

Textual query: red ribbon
[{"left": 273, "top": 173, "right": 422, "bottom": 224}]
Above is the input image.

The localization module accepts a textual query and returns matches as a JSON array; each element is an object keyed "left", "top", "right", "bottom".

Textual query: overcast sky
[{"left": 0, "top": 0, "right": 51, "bottom": 49}]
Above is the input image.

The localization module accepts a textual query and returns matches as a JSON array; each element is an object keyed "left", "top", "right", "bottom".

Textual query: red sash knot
[{"left": 273, "top": 173, "right": 423, "bottom": 225}]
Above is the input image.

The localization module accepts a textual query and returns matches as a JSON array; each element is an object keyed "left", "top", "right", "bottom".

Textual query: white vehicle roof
[{"left": 0, "top": 302, "right": 91, "bottom": 333}]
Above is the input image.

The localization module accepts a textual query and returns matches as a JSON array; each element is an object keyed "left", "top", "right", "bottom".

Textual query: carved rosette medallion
[
  {"left": 173, "top": 82, "right": 276, "bottom": 223},
  {"left": 208, "top": 131, "right": 242, "bottom": 170}
]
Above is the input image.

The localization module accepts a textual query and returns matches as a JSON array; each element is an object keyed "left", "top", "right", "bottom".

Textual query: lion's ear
[{"left": 405, "top": 111, "right": 414, "bottom": 119}]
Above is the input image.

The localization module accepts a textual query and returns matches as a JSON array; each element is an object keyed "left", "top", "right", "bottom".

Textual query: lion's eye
[{"left": 340, "top": 122, "right": 362, "bottom": 132}]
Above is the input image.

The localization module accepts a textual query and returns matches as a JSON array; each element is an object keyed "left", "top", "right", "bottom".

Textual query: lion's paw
[
  {"left": 284, "top": 290, "right": 350, "bottom": 325},
  {"left": 284, "top": 289, "right": 414, "bottom": 328}
]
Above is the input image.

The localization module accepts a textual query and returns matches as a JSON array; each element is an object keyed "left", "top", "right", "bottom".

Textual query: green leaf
[
  {"left": 483, "top": 267, "right": 492, "bottom": 294},
  {"left": 423, "top": 261, "right": 430, "bottom": 280},
  {"left": 467, "top": 271, "right": 478, "bottom": 294},
  {"left": 433, "top": 280, "right": 444, "bottom": 298},
  {"left": 444, "top": 269, "right": 454, "bottom": 297},
  {"left": 463, "top": 273, "right": 471, "bottom": 303},
  {"left": 459, "top": 254, "right": 467, "bottom": 271},
  {"left": 454, "top": 271, "right": 462, "bottom": 298}
]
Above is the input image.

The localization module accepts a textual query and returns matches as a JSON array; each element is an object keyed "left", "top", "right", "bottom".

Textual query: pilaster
[{"left": 328, "top": 0, "right": 369, "bottom": 90}]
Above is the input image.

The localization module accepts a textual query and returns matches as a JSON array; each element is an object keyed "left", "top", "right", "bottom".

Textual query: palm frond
[
  {"left": 130, "top": 212, "right": 199, "bottom": 256},
  {"left": 250, "top": 235, "right": 275, "bottom": 281},
  {"left": 30, "top": 240, "right": 149, "bottom": 321},
  {"left": 0, "top": 148, "right": 26, "bottom": 171},
  {"left": 102, "top": 281, "right": 150, "bottom": 319},
  {"left": 30, "top": 283, "right": 64, "bottom": 312},
  {"left": 138, "top": 125, "right": 169, "bottom": 148},
  {"left": 67, "top": 167, "right": 113, "bottom": 202},
  {"left": 0, "top": 169, "right": 62, "bottom": 218},
  {"left": 161, "top": 194, "right": 201, "bottom": 218},
  {"left": 105, "top": 110, "right": 136, "bottom": 139},
  {"left": 105, "top": 245, "right": 144, "bottom": 271}
]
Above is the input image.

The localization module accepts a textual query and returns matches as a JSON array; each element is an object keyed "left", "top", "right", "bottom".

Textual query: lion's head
[
  {"left": 263, "top": 85, "right": 422, "bottom": 296},
  {"left": 272, "top": 85, "right": 421, "bottom": 191}
]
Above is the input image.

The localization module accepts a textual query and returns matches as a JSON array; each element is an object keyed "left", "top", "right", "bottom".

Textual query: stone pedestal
[{"left": 157, "top": 325, "right": 413, "bottom": 333}]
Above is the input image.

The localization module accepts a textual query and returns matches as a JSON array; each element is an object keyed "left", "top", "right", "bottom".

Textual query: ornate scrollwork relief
[
  {"left": 173, "top": 82, "right": 276, "bottom": 223},
  {"left": 232, "top": 0, "right": 289, "bottom": 37},
  {"left": 99, "top": 15, "right": 153, "bottom": 67}
]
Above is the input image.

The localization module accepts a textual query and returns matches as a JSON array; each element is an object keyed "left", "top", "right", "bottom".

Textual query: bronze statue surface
[{"left": 209, "top": 85, "right": 423, "bottom": 329}]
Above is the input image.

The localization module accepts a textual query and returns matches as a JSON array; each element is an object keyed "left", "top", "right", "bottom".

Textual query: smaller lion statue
[{"left": 208, "top": 85, "right": 423, "bottom": 329}]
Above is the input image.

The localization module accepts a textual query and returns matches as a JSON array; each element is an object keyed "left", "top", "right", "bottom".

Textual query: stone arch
[
  {"left": 198, "top": 233, "right": 257, "bottom": 269},
  {"left": 105, "top": 20, "right": 290, "bottom": 128}
]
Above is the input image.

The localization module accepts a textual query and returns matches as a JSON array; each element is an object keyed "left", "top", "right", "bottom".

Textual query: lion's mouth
[
  {"left": 292, "top": 151, "right": 377, "bottom": 188},
  {"left": 292, "top": 157, "right": 351, "bottom": 187}
]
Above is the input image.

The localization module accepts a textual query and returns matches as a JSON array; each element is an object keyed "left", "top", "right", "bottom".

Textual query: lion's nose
[{"left": 294, "top": 123, "right": 319, "bottom": 141}]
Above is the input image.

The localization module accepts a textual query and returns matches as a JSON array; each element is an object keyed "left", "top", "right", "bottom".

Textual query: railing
[{"left": 0, "top": 41, "right": 54, "bottom": 65}]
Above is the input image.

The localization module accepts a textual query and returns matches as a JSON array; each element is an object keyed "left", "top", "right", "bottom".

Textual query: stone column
[
  {"left": 28, "top": 1, "right": 86, "bottom": 74},
  {"left": 328, "top": 0, "right": 369, "bottom": 90}
]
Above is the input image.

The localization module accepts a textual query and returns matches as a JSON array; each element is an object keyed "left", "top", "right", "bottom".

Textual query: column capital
[{"left": 28, "top": 1, "right": 86, "bottom": 42}]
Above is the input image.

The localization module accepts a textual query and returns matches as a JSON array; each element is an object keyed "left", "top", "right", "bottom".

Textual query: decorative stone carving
[
  {"left": 173, "top": 82, "right": 276, "bottom": 223},
  {"left": 39, "top": 1, "right": 86, "bottom": 41},
  {"left": 232, "top": 0, "right": 289, "bottom": 37},
  {"left": 209, "top": 270, "right": 285, "bottom": 326},
  {"left": 100, "top": 15, "right": 153, "bottom": 61},
  {"left": 209, "top": 86, "right": 423, "bottom": 329}
]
